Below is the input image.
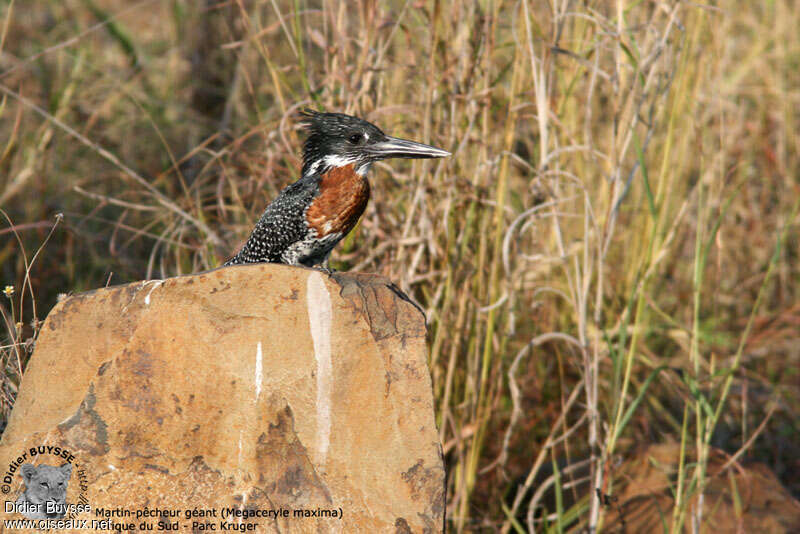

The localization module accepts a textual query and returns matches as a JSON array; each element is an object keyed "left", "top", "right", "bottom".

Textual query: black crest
[{"left": 299, "top": 109, "right": 386, "bottom": 176}]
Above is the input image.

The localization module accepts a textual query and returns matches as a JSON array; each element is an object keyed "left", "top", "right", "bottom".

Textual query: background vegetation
[{"left": 1, "top": 0, "right": 798, "bottom": 531}]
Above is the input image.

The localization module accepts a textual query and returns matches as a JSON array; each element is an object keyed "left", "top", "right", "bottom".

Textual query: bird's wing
[{"left": 232, "top": 175, "right": 321, "bottom": 263}]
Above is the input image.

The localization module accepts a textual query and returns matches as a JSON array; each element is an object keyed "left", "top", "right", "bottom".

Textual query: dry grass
[{"left": 1, "top": 0, "right": 799, "bottom": 531}]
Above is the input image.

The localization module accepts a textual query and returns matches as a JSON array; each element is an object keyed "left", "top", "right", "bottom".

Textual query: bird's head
[{"left": 300, "top": 110, "right": 450, "bottom": 177}]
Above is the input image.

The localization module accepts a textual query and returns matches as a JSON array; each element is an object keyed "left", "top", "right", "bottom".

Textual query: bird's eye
[{"left": 348, "top": 133, "right": 363, "bottom": 144}]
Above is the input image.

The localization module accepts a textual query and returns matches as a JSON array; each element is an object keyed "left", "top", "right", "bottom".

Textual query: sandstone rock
[
  {"left": 0, "top": 265, "right": 444, "bottom": 533},
  {"left": 602, "top": 443, "right": 800, "bottom": 533}
]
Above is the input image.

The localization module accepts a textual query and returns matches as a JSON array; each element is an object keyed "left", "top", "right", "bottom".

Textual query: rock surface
[
  {"left": 602, "top": 443, "right": 800, "bottom": 533},
  {"left": 0, "top": 265, "right": 444, "bottom": 532}
]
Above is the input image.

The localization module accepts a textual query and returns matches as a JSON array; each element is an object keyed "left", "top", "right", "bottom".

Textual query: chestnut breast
[{"left": 305, "top": 164, "right": 371, "bottom": 238}]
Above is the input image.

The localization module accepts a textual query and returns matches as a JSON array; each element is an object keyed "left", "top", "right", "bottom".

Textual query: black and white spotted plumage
[
  {"left": 224, "top": 176, "right": 326, "bottom": 266},
  {"left": 224, "top": 110, "right": 449, "bottom": 268}
]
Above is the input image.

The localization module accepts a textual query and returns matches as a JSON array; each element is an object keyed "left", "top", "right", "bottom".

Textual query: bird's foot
[
  {"left": 315, "top": 265, "right": 337, "bottom": 275},
  {"left": 315, "top": 256, "right": 337, "bottom": 275}
]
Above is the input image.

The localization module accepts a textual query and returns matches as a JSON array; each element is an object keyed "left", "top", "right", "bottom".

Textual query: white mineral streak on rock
[
  {"left": 255, "top": 341, "right": 263, "bottom": 402},
  {"left": 307, "top": 272, "right": 333, "bottom": 466},
  {"left": 143, "top": 279, "right": 164, "bottom": 305}
]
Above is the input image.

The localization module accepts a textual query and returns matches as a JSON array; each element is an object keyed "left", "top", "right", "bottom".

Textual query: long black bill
[{"left": 368, "top": 136, "right": 451, "bottom": 159}]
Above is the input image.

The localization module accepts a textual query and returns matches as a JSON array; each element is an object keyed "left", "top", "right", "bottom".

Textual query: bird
[{"left": 224, "top": 110, "right": 450, "bottom": 269}]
